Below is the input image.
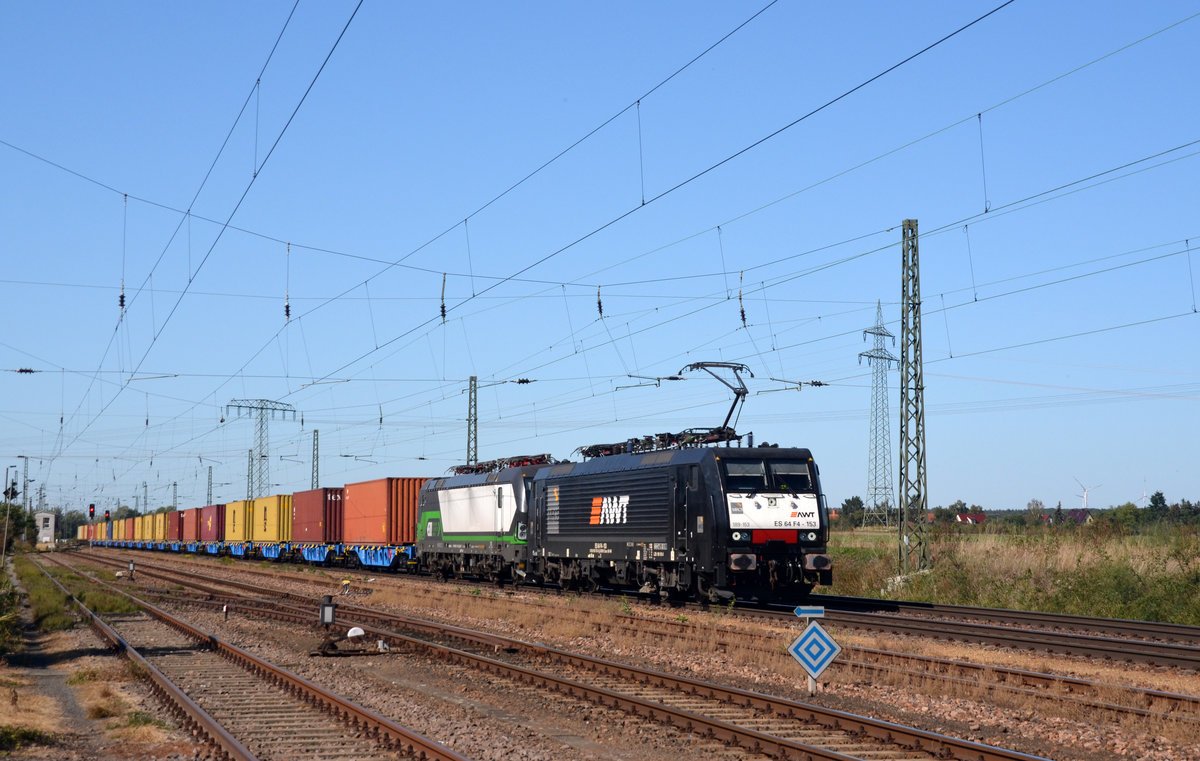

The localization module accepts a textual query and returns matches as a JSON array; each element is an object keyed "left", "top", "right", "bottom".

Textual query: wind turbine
[{"left": 1074, "top": 478, "right": 1100, "bottom": 511}]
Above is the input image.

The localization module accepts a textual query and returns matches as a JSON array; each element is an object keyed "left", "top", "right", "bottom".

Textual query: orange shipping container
[
  {"left": 124, "top": 517, "right": 134, "bottom": 541},
  {"left": 343, "top": 477, "right": 426, "bottom": 545},
  {"left": 225, "top": 501, "right": 252, "bottom": 542},
  {"left": 251, "top": 494, "right": 292, "bottom": 543},
  {"left": 391, "top": 477, "right": 425, "bottom": 545}
]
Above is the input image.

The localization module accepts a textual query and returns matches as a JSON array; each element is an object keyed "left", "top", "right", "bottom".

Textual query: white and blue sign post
[{"left": 788, "top": 605, "right": 841, "bottom": 696}]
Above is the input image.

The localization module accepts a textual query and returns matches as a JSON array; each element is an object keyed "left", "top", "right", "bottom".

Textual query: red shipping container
[
  {"left": 180, "top": 508, "right": 201, "bottom": 542},
  {"left": 167, "top": 511, "right": 183, "bottom": 542},
  {"left": 293, "top": 488, "right": 343, "bottom": 543},
  {"left": 199, "top": 504, "right": 225, "bottom": 542},
  {"left": 123, "top": 517, "right": 134, "bottom": 541}
]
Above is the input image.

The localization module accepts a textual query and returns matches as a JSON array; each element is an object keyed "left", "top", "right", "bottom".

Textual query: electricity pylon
[
  {"left": 859, "top": 301, "right": 897, "bottom": 527},
  {"left": 226, "top": 399, "right": 296, "bottom": 500},
  {"left": 466, "top": 376, "right": 478, "bottom": 466},
  {"left": 899, "top": 219, "right": 931, "bottom": 574}
]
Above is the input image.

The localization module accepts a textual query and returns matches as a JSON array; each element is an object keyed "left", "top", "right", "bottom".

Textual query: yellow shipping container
[
  {"left": 114, "top": 519, "right": 124, "bottom": 541},
  {"left": 133, "top": 515, "right": 144, "bottom": 542},
  {"left": 76, "top": 525, "right": 84, "bottom": 540},
  {"left": 251, "top": 494, "right": 292, "bottom": 543},
  {"left": 225, "top": 500, "right": 252, "bottom": 542},
  {"left": 153, "top": 512, "right": 167, "bottom": 542}
]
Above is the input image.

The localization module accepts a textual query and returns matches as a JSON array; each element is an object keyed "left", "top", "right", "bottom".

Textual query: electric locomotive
[
  {"left": 528, "top": 444, "right": 830, "bottom": 601},
  {"left": 414, "top": 445, "right": 832, "bottom": 602}
]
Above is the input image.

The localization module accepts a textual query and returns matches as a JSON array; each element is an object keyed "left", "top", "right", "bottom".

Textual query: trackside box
[
  {"left": 252, "top": 494, "right": 292, "bottom": 543},
  {"left": 199, "top": 504, "right": 225, "bottom": 542},
  {"left": 180, "top": 508, "right": 201, "bottom": 542},
  {"left": 293, "top": 488, "right": 343, "bottom": 543},
  {"left": 225, "top": 501, "right": 251, "bottom": 542},
  {"left": 343, "top": 477, "right": 426, "bottom": 545}
]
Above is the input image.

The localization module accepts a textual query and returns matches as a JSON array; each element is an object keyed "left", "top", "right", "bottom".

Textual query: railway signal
[{"left": 790, "top": 606, "right": 840, "bottom": 696}]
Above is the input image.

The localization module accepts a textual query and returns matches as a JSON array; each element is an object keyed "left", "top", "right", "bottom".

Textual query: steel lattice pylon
[
  {"left": 899, "top": 220, "right": 931, "bottom": 573},
  {"left": 860, "top": 300, "right": 897, "bottom": 528},
  {"left": 227, "top": 399, "right": 296, "bottom": 500},
  {"left": 466, "top": 376, "right": 478, "bottom": 466},
  {"left": 311, "top": 429, "right": 319, "bottom": 490}
]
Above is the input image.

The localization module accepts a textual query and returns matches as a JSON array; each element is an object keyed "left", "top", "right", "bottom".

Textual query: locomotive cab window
[
  {"left": 722, "top": 461, "right": 767, "bottom": 492},
  {"left": 767, "top": 461, "right": 812, "bottom": 493}
]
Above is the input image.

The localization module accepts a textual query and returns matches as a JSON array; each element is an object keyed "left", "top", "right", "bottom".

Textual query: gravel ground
[
  {"left": 186, "top": 604, "right": 763, "bottom": 761},
  {"left": 1, "top": 570, "right": 203, "bottom": 760},
  {"left": 62, "top": 553, "right": 1200, "bottom": 761}
]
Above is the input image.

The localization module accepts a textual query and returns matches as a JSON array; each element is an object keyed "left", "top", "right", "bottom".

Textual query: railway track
[
  {"left": 69, "top": 551, "right": 1057, "bottom": 761},
  {"left": 34, "top": 555, "right": 471, "bottom": 761},
  {"left": 81, "top": 547, "right": 1200, "bottom": 724},
  {"left": 752, "top": 606, "right": 1200, "bottom": 670},
  {"left": 814, "top": 595, "right": 1200, "bottom": 644}
]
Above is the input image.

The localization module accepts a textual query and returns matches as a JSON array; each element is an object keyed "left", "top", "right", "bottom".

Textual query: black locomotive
[{"left": 416, "top": 445, "right": 832, "bottom": 601}]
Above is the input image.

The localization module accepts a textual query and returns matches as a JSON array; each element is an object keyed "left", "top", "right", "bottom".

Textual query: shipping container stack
[
  {"left": 252, "top": 494, "right": 293, "bottom": 559},
  {"left": 343, "top": 477, "right": 426, "bottom": 569},
  {"left": 224, "top": 500, "right": 251, "bottom": 555},
  {"left": 180, "top": 507, "right": 201, "bottom": 549},
  {"left": 293, "top": 487, "right": 343, "bottom": 563},
  {"left": 199, "top": 504, "right": 224, "bottom": 555}
]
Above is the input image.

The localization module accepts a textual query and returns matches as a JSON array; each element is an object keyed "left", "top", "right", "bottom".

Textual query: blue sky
[{"left": 2, "top": 1, "right": 1197, "bottom": 516}]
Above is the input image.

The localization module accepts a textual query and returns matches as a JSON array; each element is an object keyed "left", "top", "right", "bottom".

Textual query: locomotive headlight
[
  {"left": 806, "top": 531, "right": 817, "bottom": 541},
  {"left": 731, "top": 531, "right": 744, "bottom": 541}
]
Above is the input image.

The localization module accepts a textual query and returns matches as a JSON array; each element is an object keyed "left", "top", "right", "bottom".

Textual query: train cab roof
[{"left": 532, "top": 445, "right": 815, "bottom": 481}]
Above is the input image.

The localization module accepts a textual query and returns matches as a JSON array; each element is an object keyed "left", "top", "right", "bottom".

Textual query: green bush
[{"left": 0, "top": 725, "right": 56, "bottom": 751}]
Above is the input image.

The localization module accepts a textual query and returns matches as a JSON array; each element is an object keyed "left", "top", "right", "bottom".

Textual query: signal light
[
  {"left": 104, "top": 509, "right": 110, "bottom": 520},
  {"left": 89, "top": 503, "right": 95, "bottom": 520}
]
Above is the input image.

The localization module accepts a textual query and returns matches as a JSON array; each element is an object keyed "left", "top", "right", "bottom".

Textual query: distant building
[
  {"left": 34, "top": 511, "right": 57, "bottom": 544},
  {"left": 955, "top": 513, "right": 987, "bottom": 525},
  {"left": 1066, "top": 509, "right": 1092, "bottom": 525}
]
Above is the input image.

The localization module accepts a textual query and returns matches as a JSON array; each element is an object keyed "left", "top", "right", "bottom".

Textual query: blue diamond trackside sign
[{"left": 788, "top": 621, "right": 842, "bottom": 679}]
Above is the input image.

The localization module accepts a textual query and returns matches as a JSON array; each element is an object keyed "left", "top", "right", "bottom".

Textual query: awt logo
[{"left": 590, "top": 495, "right": 629, "bottom": 525}]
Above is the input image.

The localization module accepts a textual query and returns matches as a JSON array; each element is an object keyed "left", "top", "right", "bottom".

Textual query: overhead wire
[{"left": 16, "top": 2, "right": 1200, "bottom": 501}]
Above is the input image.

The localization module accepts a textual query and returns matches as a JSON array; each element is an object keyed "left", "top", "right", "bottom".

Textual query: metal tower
[
  {"left": 899, "top": 219, "right": 931, "bottom": 574},
  {"left": 466, "top": 376, "right": 478, "bottom": 466},
  {"left": 227, "top": 399, "right": 296, "bottom": 500},
  {"left": 207, "top": 466, "right": 213, "bottom": 506},
  {"left": 312, "top": 429, "right": 320, "bottom": 489},
  {"left": 859, "top": 300, "right": 897, "bottom": 527}
]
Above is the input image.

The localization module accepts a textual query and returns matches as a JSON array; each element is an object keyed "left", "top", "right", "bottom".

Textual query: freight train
[{"left": 82, "top": 443, "right": 832, "bottom": 602}]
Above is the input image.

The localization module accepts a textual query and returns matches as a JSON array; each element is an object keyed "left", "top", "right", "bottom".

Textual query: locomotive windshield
[{"left": 722, "top": 459, "right": 812, "bottom": 494}]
